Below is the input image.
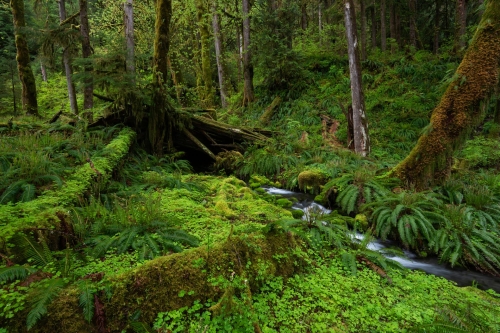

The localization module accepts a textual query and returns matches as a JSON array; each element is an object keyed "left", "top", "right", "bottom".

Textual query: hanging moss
[{"left": 391, "top": 1, "right": 500, "bottom": 189}]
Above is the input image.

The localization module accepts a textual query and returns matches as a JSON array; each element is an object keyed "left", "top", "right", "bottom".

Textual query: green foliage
[
  {"left": 83, "top": 195, "right": 199, "bottom": 260},
  {"left": 77, "top": 280, "right": 96, "bottom": 323},
  {"left": 364, "top": 191, "right": 441, "bottom": 248},
  {"left": 26, "top": 278, "right": 65, "bottom": 329},
  {"left": 322, "top": 169, "right": 394, "bottom": 215}
]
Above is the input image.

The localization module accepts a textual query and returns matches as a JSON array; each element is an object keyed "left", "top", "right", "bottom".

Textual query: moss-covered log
[
  {"left": 5, "top": 233, "right": 300, "bottom": 333},
  {"left": 10, "top": 0, "right": 38, "bottom": 116},
  {"left": 391, "top": 1, "right": 500, "bottom": 188},
  {"left": 0, "top": 127, "right": 135, "bottom": 245}
]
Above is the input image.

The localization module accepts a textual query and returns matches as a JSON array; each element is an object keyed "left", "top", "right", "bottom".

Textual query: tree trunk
[
  {"left": 79, "top": 0, "right": 93, "bottom": 110},
  {"left": 40, "top": 61, "right": 47, "bottom": 82},
  {"left": 455, "top": 0, "right": 467, "bottom": 51},
  {"left": 10, "top": 0, "right": 38, "bottom": 116},
  {"left": 124, "top": 0, "right": 135, "bottom": 79},
  {"left": 150, "top": 0, "right": 175, "bottom": 155},
  {"left": 10, "top": 62, "right": 17, "bottom": 115},
  {"left": 168, "top": 53, "right": 187, "bottom": 107},
  {"left": 409, "top": 0, "right": 417, "bottom": 48},
  {"left": 318, "top": 2, "right": 322, "bottom": 44},
  {"left": 360, "top": 0, "right": 367, "bottom": 60},
  {"left": 380, "top": 0, "right": 386, "bottom": 52},
  {"left": 389, "top": 0, "right": 396, "bottom": 52},
  {"left": 212, "top": 0, "right": 228, "bottom": 108},
  {"left": 344, "top": 0, "right": 370, "bottom": 157},
  {"left": 301, "top": 0, "right": 307, "bottom": 30},
  {"left": 242, "top": 0, "right": 254, "bottom": 106},
  {"left": 195, "top": 0, "right": 215, "bottom": 108},
  {"left": 58, "top": 0, "right": 78, "bottom": 114},
  {"left": 391, "top": 0, "right": 500, "bottom": 188},
  {"left": 433, "top": 0, "right": 440, "bottom": 54},
  {"left": 370, "top": 0, "right": 376, "bottom": 48}
]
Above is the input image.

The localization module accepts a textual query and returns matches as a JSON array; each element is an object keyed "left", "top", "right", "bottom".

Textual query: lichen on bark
[{"left": 391, "top": 0, "right": 500, "bottom": 189}]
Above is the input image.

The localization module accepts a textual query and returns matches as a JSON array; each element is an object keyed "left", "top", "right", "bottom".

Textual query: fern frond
[
  {"left": 0, "top": 265, "right": 37, "bottom": 283},
  {"left": 20, "top": 183, "right": 36, "bottom": 202},
  {"left": 78, "top": 280, "right": 95, "bottom": 323},
  {"left": 27, "top": 278, "right": 66, "bottom": 329},
  {"left": 341, "top": 252, "right": 357, "bottom": 276}
]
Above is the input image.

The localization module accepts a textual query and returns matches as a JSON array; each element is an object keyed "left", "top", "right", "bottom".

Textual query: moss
[
  {"left": 5, "top": 233, "right": 300, "bottom": 333},
  {"left": 354, "top": 213, "right": 369, "bottom": 230},
  {"left": 0, "top": 127, "right": 135, "bottom": 246},
  {"left": 276, "top": 198, "right": 293, "bottom": 208},
  {"left": 298, "top": 170, "right": 327, "bottom": 193},
  {"left": 249, "top": 175, "right": 273, "bottom": 189},
  {"left": 391, "top": 0, "right": 500, "bottom": 189},
  {"left": 291, "top": 209, "right": 304, "bottom": 219}
]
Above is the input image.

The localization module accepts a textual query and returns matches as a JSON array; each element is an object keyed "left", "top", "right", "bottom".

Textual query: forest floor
[{"left": 1, "top": 50, "right": 500, "bottom": 332}]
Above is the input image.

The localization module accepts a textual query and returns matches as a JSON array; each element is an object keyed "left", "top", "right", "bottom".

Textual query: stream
[{"left": 264, "top": 187, "right": 500, "bottom": 293}]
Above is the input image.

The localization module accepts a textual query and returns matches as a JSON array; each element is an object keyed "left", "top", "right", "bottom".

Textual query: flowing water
[{"left": 264, "top": 187, "right": 500, "bottom": 293}]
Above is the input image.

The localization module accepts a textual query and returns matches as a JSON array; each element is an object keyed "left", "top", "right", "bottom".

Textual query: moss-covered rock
[
  {"left": 291, "top": 209, "right": 304, "bottom": 219},
  {"left": 298, "top": 170, "right": 327, "bottom": 194},
  {"left": 276, "top": 198, "right": 293, "bottom": 208}
]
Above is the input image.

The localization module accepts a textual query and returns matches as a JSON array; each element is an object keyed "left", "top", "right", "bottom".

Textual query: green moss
[
  {"left": 0, "top": 127, "right": 135, "bottom": 246},
  {"left": 291, "top": 209, "right": 304, "bottom": 219},
  {"left": 276, "top": 198, "right": 293, "bottom": 208},
  {"left": 5, "top": 233, "right": 300, "bottom": 333},
  {"left": 249, "top": 175, "right": 273, "bottom": 189},
  {"left": 298, "top": 170, "right": 327, "bottom": 193}
]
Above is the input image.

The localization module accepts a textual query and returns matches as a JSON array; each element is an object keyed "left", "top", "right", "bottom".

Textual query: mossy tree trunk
[
  {"left": 150, "top": 0, "right": 174, "bottom": 155},
  {"left": 391, "top": 0, "right": 500, "bottom": 189},
  {"left": 79, "top": 0, "right": 93, "bottom": 110},
  {"left": 10, "top": 0, "right": 38, "bottom": 116},
  {"left": 370, "top": 0, "right": 376, "bottom": 49},
  {"left": 409, "top": 0, "right": 417, "bottom": 48},
  {"left": 380, "top": 0, "right": 386, "bottom": 52},
  {"left": 242, "top": 0, "right": 254, "bottom": 106},
  {"left": 212, "top": 0, "right": 228, "bottom": 108},
  {"left": 58, "top": 0, "right": 78, "bottom": 114},
  {"left": 433, "top": 0, "right": 440, "bottom": 54},
  {"left": 195, "top": 0, "right": 215, "bottom": 108},
  {"left": 455, "top": 0, "right": 467, "bottom": 51}
]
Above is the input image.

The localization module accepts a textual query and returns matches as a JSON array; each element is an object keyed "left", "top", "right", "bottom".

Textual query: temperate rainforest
[{"left": 0, "top": 0, "right": 499, "bottom": 332}]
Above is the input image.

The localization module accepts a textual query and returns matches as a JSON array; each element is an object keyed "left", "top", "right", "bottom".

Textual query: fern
[
  {"left": 26, "top": 278, "right": 66, "bottom": 329},
  {"left": 77, "top": 280, "right": 96, "bottom": 323},
  {"left": 13, "top": 233, "right": 54, "bottom": 267},
  {"left": 0, "top": 265, "right": 37, "bottom": 283},
  {"left": 341, "top": 252, "right": 358, "bottom": 276}
]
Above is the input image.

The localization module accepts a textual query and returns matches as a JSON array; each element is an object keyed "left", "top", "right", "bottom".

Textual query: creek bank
[{"left": 263, "top": 187, "right": 500, "bottom": 293}]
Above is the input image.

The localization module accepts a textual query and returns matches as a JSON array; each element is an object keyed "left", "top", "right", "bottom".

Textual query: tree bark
[
  {"left": 455, "top": 0, "right": 467, "bottom": 51},
  {"left": 150, "top": 0, "right": 174, "bottom": 155},
  {"left": 79, "top": 0, "right": 93, "bottom": 110},
  {"left": 40, "top": 61, "right": 47, "bottom": 82},
  {"left": 212, "top": 0, "right": 228, "bottom": 108},
  {"left": 360, "top": 0, "right": 367, "bottom": 60},
  {"left": 301, "top": 0, "right": 307, "bottom": 30},
  {"left": 409, "top": 0, "right": 417, "bottom": 48},
  {"left": 344, "top": 0, "right": 370, "bottom": 157},
  {"left": 10, "top": 61, "right": 17, "bottom": 115},
  {"left": 242, "top": 0, "right": 254, "bottom": 106},
  {"left": 380, "top": 0, "right": 386, "bottom": 52},
  {"left": 389, "top": 0, "right": 396, "bottom": 52},
  {"left": 10, "top": 0, "right": 38, "bottom": 116},
  {"left": 124, "top": 0, "right": 135, "bottom": 79},
  {"left": 370, "top": 0, "right": 376, "bottom": 48},
  {"left": 58, "top": 0, "right": 78, "bottom": 114},
  {"left": 195, "top": 0, "right": 215, "bottom": 108},
  {"left": 391, "top": 0, "right": 500, "bottom": 188},
  {"left": 433, "top": 0, "right": 440, "bottom": 54}
]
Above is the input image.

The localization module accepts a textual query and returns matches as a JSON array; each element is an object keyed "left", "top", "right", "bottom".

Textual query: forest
[{"left": 0, "top": 0, "right": 500, "bottom": 332}]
